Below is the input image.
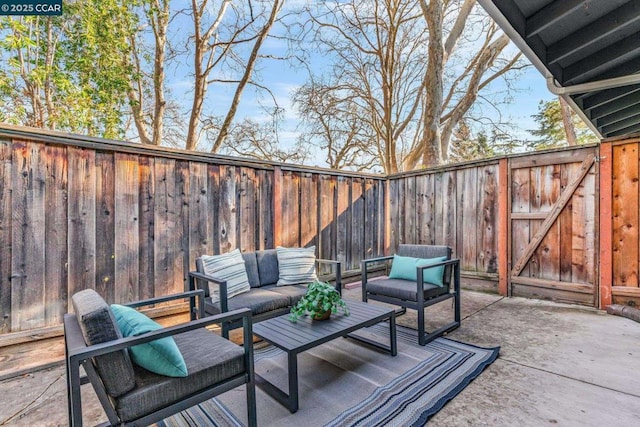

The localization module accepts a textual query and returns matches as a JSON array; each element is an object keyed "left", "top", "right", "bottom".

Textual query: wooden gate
[{"left": 508, "top": 147, "right": 598, "bottom": 307}]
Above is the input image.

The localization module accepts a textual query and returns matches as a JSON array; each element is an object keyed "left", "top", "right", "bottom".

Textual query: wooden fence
[
  {"left": 600, "top": 137, "right": 640, "bottom": 307},
  {"left": 2, "top": 125, "right": 640, "bottom": 341},
  {"left": 0, "top": 128, "right": 386, "bottom": 335},
  {"left": 387, "top": 160, "right": 504, "bottom": 293}
]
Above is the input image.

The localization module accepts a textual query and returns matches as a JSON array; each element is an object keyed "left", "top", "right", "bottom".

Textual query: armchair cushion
[
  {"left": 256, "top": 249, "right": 279, "bottom": 286},
  {"left": 389, "top": 255, "right": 447, "bottom": 286},
  {"left": 71, "top": 289, "right": 135, "bottom": 398},
  {"left": 276, "top": 246, "right": 318, "bottom": 286},
  {"left": 111, "top": 304, "right": 188, "bottom": 378},
  {"left": 366, "top": 277, "right": 447, "bottom": 301},
  {"left": 113, "top": 327, "right": 246, "bottom": 422},
  {"left": 201, "top": 249, "right": 251, "bottom": 302}
]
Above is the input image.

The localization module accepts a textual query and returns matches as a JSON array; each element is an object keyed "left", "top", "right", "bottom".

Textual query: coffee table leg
[
  {"left": 288, "top": 352, "right": 299, "bottom": 413},
  {"left": 389, "top": 311, "right": 397, "bottom": 356}
]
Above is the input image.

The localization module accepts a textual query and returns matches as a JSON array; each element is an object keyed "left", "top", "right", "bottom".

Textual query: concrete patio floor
[{"left": 1, "top": 289, "right": 639, "bottom": 426}]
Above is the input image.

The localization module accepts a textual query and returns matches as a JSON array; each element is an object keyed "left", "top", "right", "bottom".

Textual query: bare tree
[
  {"left": 297, "top": 0, "right": 525, "bottom": 172},
  {"left": 293, "top": 78, "right": 378, "bottom": 171},
  {"left": 185, "top": 0, "right": 284, "bottom": 151},
  {"left": 126, "top": 0, "right": 171, "bottom": 146},
  {"left": 223, "top": 118, "right": 310, "bottom": 164}
]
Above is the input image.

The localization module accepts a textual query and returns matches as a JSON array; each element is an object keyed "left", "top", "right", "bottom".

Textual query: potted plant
[{"left": 289, "top": 281, "right": 349, "bottom": 322}]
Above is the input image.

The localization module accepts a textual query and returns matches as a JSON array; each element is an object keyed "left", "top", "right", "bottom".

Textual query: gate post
[
  {"left": 599, "top": 143, "right": 613, "bottom": 309},
  {"left": 498, "top": 157, "right": 509, "bottom": 296}
]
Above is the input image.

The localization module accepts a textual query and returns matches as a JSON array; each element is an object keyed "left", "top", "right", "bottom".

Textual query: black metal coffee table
[{"left": 252, "top": 299, "right": 397, "bottom": 413}]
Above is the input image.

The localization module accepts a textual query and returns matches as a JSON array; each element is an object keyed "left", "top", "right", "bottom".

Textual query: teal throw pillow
[
  {"left": 388, "top": 254, "right": 447, "bottom": 287},
  {"left": 110, "top": 304, "right": 188, "bottom": 377}
]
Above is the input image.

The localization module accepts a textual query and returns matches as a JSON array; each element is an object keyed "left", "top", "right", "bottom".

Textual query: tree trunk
[
  {"left": 419, "top": 0, "right": 444, "bottom": 168},
  {"left": 559, "top": 96, "right": 578, "bottom": 146},
  {"left": 211, "top": 0, "right": 282, "bottom": 153}
]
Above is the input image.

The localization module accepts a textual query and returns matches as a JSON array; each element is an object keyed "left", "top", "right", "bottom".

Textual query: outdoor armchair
[
  {"left": 361, "top": 244, "right": 461, "bottom": 345},
  {"left": 64, "top": 288, "right": 256, "bottom": 427}
]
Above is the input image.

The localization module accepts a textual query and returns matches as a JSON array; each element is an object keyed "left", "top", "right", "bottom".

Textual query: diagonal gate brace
[{"left": 511, "top": 153, "right": 596, "bottom": 277}]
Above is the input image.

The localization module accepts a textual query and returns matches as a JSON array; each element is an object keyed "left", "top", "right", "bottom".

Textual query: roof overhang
[{"left": 478, "top": 0, "right": 640, "bottom": 140}]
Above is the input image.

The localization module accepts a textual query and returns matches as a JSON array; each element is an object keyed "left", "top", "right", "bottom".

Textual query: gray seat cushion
[
  {"left": 204, "top": 288, "right": 290, "bottom": 316},
  {"left": 256, "top": 249, "right": 279, "bottom": 286},
  {"left": 113, "top": 328, "right": 245, "bottom": 422},
  {"left": 71, "top": 289, "right": 135, "bottom": 398},
  {"left": 264, "top": 284, "right": 308, "bottom": 306},
  {"left": 367, "top": 276, "right": 448, "bottom": 301}
]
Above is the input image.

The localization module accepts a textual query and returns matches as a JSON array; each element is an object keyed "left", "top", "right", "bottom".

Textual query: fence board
[
  {"left": 44, "top": 145, "right": 68, "bottom": 325},
  {"left": 257, "top": 169, "right": 273, "bottom": 250},
  {"left": 95, "top": 152, "right": 115, "bottom": 302},
  {"left": 416, "top": 174, "right": 434, "bottom": 245},
  {"left": 218, "top": 165, "right": 237, "bottom": 253},
  {"left": 511, "top": 167, "right": 531, "bottom": 277},
  {"left": 177, "top": 161, "right": 190, "bottom": 291},
  {"left": 461, "top": 167, "right": 478, "bottom": 271},
  {"left": 11, "top": 141, "right": 46, "bottom": 330},
  {"left": 239, "top": 168, "right": 257, "bottom": 252},
  {"left": 300, "top": 173, "right": 318, "bottom": 249},
  {"left": 478, "top": 166, "right": 498, "bottom": 273},
  {"left": 442, "top": 171, "right": 457, "bottom": 249},
  {"left": 351, "top": 178, "right": 364, "bottom": 269},
  {"left": 114, "top": 154, "right": 139, "bottom": 303},
  {"left": 319, "top": 175, "right": 336, "bottom": 271},
  {"left": 0, "top": 140, "right": 12, "bottom": 333},
  {"left": 559, "top": 163, "right": 576, "bottom": 282},
  {"left": 188, "top": 162, "right": 213, "bottom": 268},
  {"left": 138, "top": 156, "right": 155, "bottom": 300},
  {"left": 336, "top": 176, "right": 350, "bottom": 265},
  {"left": 67, "top": 147, "right": 96, "bottom": 305},
  {"left": 612, "top": 144, "right": 639, "bottom": 287}
]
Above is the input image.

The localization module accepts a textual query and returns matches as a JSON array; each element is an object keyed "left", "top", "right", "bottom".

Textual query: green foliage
[
  {"left": 0, "top": 1, "right": 138, "bottom": 137},
  {"left": 288, "top": 281, "right": 349, "bottom": 322},
  {"left": 528, "top": 99, "right": 597, "bottom": 150},
  {"left": 448, "top": 121, "right": 520, "bottom": 163}
]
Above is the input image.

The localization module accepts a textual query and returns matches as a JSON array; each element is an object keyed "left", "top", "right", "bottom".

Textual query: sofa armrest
[
  {"left": 65, "top": 307, "right": 252, "bottom": 361},
  {"left": 188, "top": 271, "right": 230, "bottom": 314},
  {"left": 316, "top": 258, "right": 342, "bottom": 294},
  {"left": 361, "top": 255, "right": 394, "bottom": 301},
  {"left": 125, "top": 290, "right": 205, "bottom": 321}
]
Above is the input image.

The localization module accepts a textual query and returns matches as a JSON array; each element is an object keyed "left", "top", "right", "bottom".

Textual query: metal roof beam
[
  {"left": 601, "top": 114, "right": 640, "bottom": 135},
  {"left": 526, "top": 0, "right": 585, "bottom": 38},
  {"left": 608, "top": 122, "right": 640, "bottom": 138},
  {"left": 548, "top": 1, "right": 640, "bottom": 66},
  {"left": 563, "top": 33, "right": 640, "bottom": 84},
  {"left": 596, "top": 104, "right": 640, "bottom": 128},
  {"left": 580, "top": 85, "right": 640, "bottom": 111},
  {"left": 590, "top": 89, "right": 640, "bottom": 120}
]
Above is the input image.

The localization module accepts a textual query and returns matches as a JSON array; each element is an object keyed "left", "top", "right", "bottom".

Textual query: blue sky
[{"left": 164, "top": 2, "right": 559, "bottom": 166}]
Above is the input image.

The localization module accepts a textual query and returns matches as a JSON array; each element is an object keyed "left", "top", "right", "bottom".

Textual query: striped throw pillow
[
  {"left": 276, "top": 246, "right": 318, "bottom": 286},
  {"left": 200, "top": 249, "right": 251, "bottom": 303}
]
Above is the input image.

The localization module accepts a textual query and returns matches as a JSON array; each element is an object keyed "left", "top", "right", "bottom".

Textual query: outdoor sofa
[{"left": 189, "top": 246, "right": 342, "bottom": 336}]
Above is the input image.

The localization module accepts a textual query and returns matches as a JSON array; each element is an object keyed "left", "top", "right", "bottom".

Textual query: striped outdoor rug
[{"left": 157, "top": 325, "right": 499, "bottom": 427}]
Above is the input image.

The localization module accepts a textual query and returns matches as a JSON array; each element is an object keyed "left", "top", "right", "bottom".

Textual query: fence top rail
[
  {"left": 0, "top": 124, "right": 604, "bottom": 180},
  {"left": 0, "top": 124, "right": 385, "bottom": 179}
]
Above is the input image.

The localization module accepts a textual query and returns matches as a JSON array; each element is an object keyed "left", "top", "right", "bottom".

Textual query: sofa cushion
[
  {"left": 276, "top": 246, "right": 318, "bottom": 286},
  {"left": 71, "top": 289, "right": 135, "bottom": 398},
  {"left": 263, "top": 284, "right": 308, "bottom": 306},
  {"left": 256, "top": 249, "right": 279, "bottom": 286},
  {"left": 204, "top": 288, "right": 290, "bottom": 316},
  {"left": 366, "top": 276, "right": 447, "bottom": 301},
  {"left": 111, "top": 304, "right": 188, "bottom": 377},
  {"left": 242, "top": 252, "right": 261, "bottom": 288},
  {"left": 113, "top": 328, "right": 245, "bottom": 422},
  {"left": 200, "top": 249, "right": 251, "bottom": 303}
]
